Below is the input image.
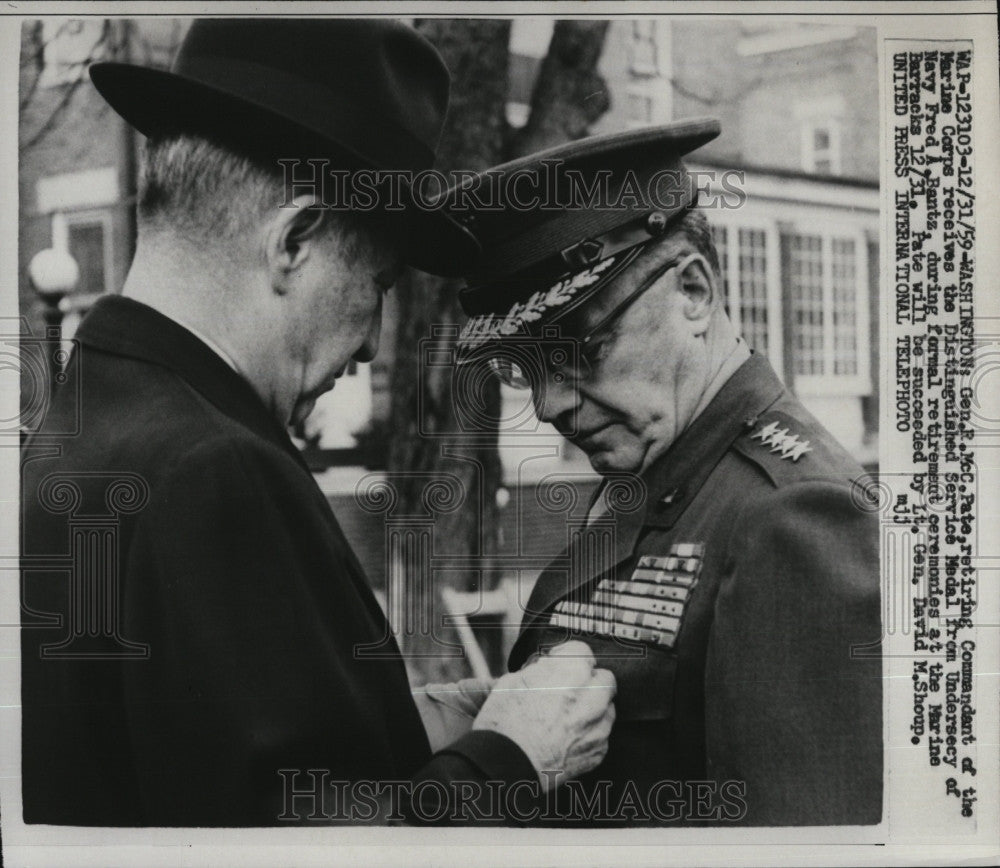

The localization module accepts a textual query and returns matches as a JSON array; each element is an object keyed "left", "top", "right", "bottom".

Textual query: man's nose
[
  {"left": 354, "top": 295, "right": 383, "bottom": 363},
  {"left": 532, "top": 372, "right": 580, "bottom": 427}
]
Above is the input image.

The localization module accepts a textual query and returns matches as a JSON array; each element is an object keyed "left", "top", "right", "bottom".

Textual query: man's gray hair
[
  {"left": 670, "top": 207, "right": 721, "bottom": 278},
  {"left": 136, "top": 133, "right": 381, "bottom": 268},
  {"left": 138, "top": 134, "right": 285, "bottom": 240}
]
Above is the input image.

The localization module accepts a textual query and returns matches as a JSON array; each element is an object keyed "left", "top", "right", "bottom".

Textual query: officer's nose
[
  {"left": 354, "top": 294, "right": 383, "bottom": 363},
  {"left": 532, "top": 371, "right": 581, "bottom": 431}
]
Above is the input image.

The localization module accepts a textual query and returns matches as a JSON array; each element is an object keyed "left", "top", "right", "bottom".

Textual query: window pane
[
  {"left": 627, "top": 92, "right": 652, "bottom": 122},
  {"left": 789, "top": 234, "right": 824, "bottom": 375},
  {"left": 67, "top": 222, "right": 106, "bottom": 295},
  {"left": 738, "top": 228, "right": 768, "bottom": 355},
  {"left": 831, "top": 238, "right": 858, "bottom": 375},
  {"left": 711, "top": 224, "right": 729, "bottom": 317}
]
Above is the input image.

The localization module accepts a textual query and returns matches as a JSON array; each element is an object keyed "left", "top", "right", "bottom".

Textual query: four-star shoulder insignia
[{"left": 750, "top": 419, "right": 812, "bottom": 462}]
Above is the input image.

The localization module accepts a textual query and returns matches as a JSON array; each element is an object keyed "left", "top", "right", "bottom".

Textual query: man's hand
[
  {"left": 413, "top": 677, "right": 497, "bottom": 752},
  {"left": 471, "top": 641, "right": 616, "bottom": 790}
]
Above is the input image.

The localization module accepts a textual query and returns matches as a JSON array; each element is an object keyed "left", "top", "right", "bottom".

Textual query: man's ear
[
  {"left": 265, "top": 193, "right": 327, "bottom": 295},
  {"left": 677, "top": 253, "right": 717, "bottom": 336}
]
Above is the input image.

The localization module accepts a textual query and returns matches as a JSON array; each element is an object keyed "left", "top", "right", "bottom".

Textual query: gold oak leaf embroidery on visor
[{"left": 457, "top": 254, "right": 620, "bottom": 350}]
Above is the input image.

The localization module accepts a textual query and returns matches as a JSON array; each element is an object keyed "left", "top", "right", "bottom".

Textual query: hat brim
[{"left": 90, "top": 61, "right": 479, "bottom": 276}]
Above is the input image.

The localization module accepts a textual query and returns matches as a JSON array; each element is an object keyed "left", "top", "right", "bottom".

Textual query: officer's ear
[
  {"left": 266, "top": 193, "right": 328, "bottom": 295},
  {"left": 676, "top": 253, "right": 717, "bottom": 336}
]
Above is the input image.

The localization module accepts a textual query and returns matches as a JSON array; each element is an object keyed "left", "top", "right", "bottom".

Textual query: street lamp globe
[{"left": 28, "top": 247, "right": 79, "bottom": 301}]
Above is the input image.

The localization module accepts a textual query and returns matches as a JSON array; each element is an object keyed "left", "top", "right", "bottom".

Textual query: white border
[{"left": 2, "top": 4, "right": 998, "bottom": 867}]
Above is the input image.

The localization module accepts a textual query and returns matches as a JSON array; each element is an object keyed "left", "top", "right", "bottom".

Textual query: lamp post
[{"left": 28, "top": 247, "right": 79, "bottom": 387}]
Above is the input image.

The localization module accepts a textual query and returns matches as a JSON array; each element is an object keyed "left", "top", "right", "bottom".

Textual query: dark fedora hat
[{"left": 89, "top": 18, "right": 479, "bottom": 276}]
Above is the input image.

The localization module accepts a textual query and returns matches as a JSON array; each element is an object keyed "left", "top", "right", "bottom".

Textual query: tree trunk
[
  {"left": 386, "top": 19, "right": 611, "bottom": 684},
  {"left": 387, "top": 19, "right": 512, "bottom": 684},
  {"left": 507, "top": 21, "right": 611, "bottom": 159}
]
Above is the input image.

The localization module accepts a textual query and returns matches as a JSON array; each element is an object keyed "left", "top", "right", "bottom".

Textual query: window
[
  {"left": 630, "top": 20, "right": 659, "bottom": 76},
  {"left": 67, "top": 222, "right": 107, "bottom": 296},
  {"left": 789, "top": 234, "right": 825, "bottom": 375},
  {"left": 737, "top": 229, "right": 770, "bottom": 356},
  {"left": 51, "top": 209, "right": 115, "bottom": 296},
  {"left": 801, "top": 120, "right": 841, "bottom": 175},
  {"left": 786, "top": 231, "right": 868, "bottom": 390},
  {"left": 710, "top": 213, "right": 869, "bottom": 395},
  {"left": 831, "top": 239, "right": 859, "bottom": 376},
  {"left": 711, "top": 222, "right": 776, "bottom": 361}
]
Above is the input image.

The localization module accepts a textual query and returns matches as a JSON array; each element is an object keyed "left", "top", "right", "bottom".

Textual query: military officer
[{"left": 444, "top": 120, "right": 883, "bottom": 825}]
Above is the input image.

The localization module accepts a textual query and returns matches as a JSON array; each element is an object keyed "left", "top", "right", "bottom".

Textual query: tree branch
[
  {"left": 507, "top": 20, "right": 611, "bottom": 159},
  {"left": 19, "top": 20, "right": 112, "bottom": 154}
]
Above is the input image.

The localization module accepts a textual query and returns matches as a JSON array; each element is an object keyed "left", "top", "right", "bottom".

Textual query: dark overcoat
[{"left": 21, "top": 296, "right": 532, "bottom": 826}]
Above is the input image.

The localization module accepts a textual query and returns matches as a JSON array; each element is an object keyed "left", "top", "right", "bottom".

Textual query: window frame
[
  {"left": 709, "top": 211, "right": 870, "bottom": 398},
  {"left": 708, "top": 212, "right": 784, "bottom": 376},
  {"left": 51, "top": 208, "right": 116, "bottom": 298},
  {"left": 787, "top": 223, "right": 870, "bottom": 397},
  {"left": 800, "top": 118, "right": 843, "bottom": 176}
]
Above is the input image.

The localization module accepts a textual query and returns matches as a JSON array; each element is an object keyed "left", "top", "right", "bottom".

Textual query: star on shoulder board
[{"left": 750, "top": 420, "right": 812, "bottom": 463}]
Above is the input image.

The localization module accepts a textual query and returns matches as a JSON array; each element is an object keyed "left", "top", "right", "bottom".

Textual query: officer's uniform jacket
[{"left": 509, "top": 352, "right": 883, "bottom": 826}]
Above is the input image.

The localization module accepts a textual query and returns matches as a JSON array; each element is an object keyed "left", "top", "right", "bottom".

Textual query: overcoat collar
[{"left": 75, "top": 295, "right": 310, "bottom": 473}]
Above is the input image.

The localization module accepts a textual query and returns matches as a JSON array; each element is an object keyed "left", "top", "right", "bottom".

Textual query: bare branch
[
  {"left": 18, "top": 21, "right": 47, "bottom": 112},
  {"left": 19, "top": 20, "right": 113, "bottom": 154}
]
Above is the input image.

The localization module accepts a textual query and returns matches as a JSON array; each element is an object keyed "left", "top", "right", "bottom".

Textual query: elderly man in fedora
[
  {"left": 20, "top": 19, "right": 616, "bottom": 826},
  {"left": 445, "top": 121, "right": 883, "bottom": 825}
]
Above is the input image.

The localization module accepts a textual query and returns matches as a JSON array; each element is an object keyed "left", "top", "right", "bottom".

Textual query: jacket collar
[
  {"left": 75, "top": 295, "right": 309, "bottom": 471},
  {"left": 514, "top": 351, "right": 787, "bottom": 653},
  {"left": 636, "top": 349, "right": 786, "bottom": 528}
]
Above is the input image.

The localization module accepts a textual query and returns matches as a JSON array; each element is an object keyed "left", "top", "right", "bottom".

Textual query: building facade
[
  {"left": 19, "top": 18, "right": 880, "bottom": 470},
  {"left": 503, "top": 19, "right": 879, "bottom": 475}
]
